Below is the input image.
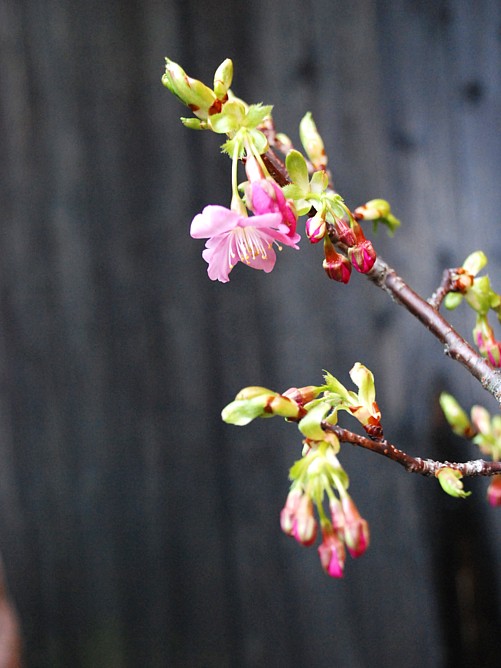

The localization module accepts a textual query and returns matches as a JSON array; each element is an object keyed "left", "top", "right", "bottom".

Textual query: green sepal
[
  {"left": 465, "top": 277, "right": 494, "bottom": 314},
  {"left": 322, "top": 371, "right": 351, "bottom": 402},
  {"left": 285, "top": 150, "right": 310, "bottom": 192},
  {"left": 180, "top": 117, "right": 204, "bottom": 130},
  {"left": 309, "top": 170, "right": 329, "bottom": 194},
  {"left": 245, "top": 103, "right": 273, "bottom": 129},
  {"left": 209, "top": 100, "right": 247, "bottom": 133},
  {"left": 281, "top": 184, "right": 311, "bottom": 215},
  {"left": 220, "top": 136, "right": 245, "bottom": 159}
]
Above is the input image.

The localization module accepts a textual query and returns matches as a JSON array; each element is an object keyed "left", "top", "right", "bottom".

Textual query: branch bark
[{"left": 323, "top": 423, "right": 501, "bottom": 477}]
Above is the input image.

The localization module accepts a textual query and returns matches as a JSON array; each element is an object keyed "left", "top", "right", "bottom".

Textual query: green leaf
[
  {"left": 298, "top": 402, "right": 332, "bottom": 439},
  {"left": 322, "top": 371, "right": 351, "bottom": 401},
  {"left": 436, "top": 468, "right": 471, "bottom": 498},
  {"left": 285, "top": 150, "right": 309, "bottom": 191}
]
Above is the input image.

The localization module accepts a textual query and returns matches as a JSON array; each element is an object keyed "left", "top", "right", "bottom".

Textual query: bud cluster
[
  {"left": 439, "top": 392, "right": 501, "bottom": 504},
  {"left": 221, "top": 364, "right": 380, "bottom": 576},
  {"left": 444, "top": 251, "right": 501, "bottom": 367},
  {"left": 280, "top": 470, "right": 370, "bottom": 578},
  {"left": 163, "top": 57, "right": 399, "bottom": 284}
]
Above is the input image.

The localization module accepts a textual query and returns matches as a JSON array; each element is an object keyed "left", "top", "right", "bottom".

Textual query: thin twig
[
  {"left": 427, "top": 268, "right": 455, "bottom": 310},
  {"left": 323, "top": 423, "right": 501, "bottom": 477}
]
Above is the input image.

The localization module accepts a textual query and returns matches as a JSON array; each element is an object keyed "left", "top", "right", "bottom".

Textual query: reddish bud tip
[
  {"left": 487, "top": 476, "right": 501, "bottom": 507},
  {"left": 318, "top": 526, "right": 346, "bottom": 578}
]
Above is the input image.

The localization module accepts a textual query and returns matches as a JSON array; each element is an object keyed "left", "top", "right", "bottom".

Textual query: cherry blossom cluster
[
  {"left": 162, "top": 57, "right": 501, "bottom": 579},
  {"left": 162, "top": 58, "right": 398, "bottom": 284},
  {"left": 221, "top": 364, "right": 380, "bottom": 577}
]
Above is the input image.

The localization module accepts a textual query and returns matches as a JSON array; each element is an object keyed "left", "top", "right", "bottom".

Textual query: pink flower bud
[
  {"left": 329, "top": 497, "right": 345, "bottom": 533},
  {"left": 280, "top": 489, "right": 302, "bottom": 535},
  {"left": 348, "top": 239, "right": 376, "bottom": 273},
  {"left": 487, "top": 476, "right": 501, "bottom": 507},
  {"left": 282, "top": 386, "right": 320, "bottom": 406},
  {"left": 318, "top": 526, "right": 346, "bottom": 578},
  {"left": 341, "top": 495, "right": 370, "bottom": 558},
  {"left": 332, "top": 219, "right": 357, "bottom": 247},
  {"left": 305, "top": 212, "right": 326, "bottom": 243},
  {"left": 292, "top": 495, "right": 318, "bottom": 546},
  {"left": 323, "top": 235, "right": 351, "bottom": 283},
  {"left": 323, "top": 253, "right": 352, "bottom": 283}
]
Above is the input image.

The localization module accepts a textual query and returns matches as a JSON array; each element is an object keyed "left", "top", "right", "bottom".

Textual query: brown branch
[
  {"left": 323, "top": 423, "right": 501, "bottom": 477},
  {"left": 366, "top": 257, "right": 501, "bottom": 405},
  {"left": 262, "top": 145, "right": 501, "bottom": 406}
]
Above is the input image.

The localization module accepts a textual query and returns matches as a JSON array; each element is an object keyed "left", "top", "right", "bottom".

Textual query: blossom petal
[
  {"left": 202, "top": 234, "right": 233, "bottom": 282},
  {"left": 190, "top": 205, "right": 241, "bottom": 239},
  {"left": 247, "top": 246, "right": 277, "bottom": 273},
  {"left": 239, "top": 212, "right": 282, "bottom": 230}
]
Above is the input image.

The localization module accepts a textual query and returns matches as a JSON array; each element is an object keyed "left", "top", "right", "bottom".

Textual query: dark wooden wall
[{"left": 1, "top": 0, "right": 501, "bottom": 666}]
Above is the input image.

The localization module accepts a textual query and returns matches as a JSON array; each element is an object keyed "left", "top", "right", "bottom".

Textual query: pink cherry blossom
[
  {"left": 246, "top": 179, "right": 298, "bottom": 238},
  {"left": 190, "top": 205, "right": 300, "bottom": 282}
]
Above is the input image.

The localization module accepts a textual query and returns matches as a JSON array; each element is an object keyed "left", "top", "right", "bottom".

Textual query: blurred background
[{"left": 1, "top": 0, "right": 501, "bottom": 666}]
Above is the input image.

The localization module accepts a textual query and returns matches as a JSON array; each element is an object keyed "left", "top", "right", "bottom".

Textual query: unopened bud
[
  {"left": 280, "top": 489, "right": 302, "bottom": 535},
  {"left": 340, "top": 495, "right": 370, "bottom": 557},
  {"left": 222, "top": 388, "right": 301, "bottom": 425},
  {"left": 299, "top": 112, "right": 327, "bottom": 170},
  {"left": 323, "top": 253, "right": 352, "bottom": 283},
  {"left": 487, "top": 475, "right": 501, "bottom": 507},
  {"left": 436, "top": 467, "right": 471, "bottom": 498},
  {"left": 462, "top": 250, "right": 487, "bottom": 276},
  {"left": 282, "top": 386, "right": 321, "bottom": 406},
  {"left": 470, "top": 405, "right": 490, "bottom": 435},
  {"left": 318, "top": 525, "right": 346, "bottom": 577},
  {"left": 163, "top": 58, "right": 217, "bottom": 120},
  {"left": 332, "top": 219, "right": 357, "bottom": 247},
  {"left": 354, "top": 199, "right": 401, "bottom": 235},
  {"left": 439, "top": 392, "right": 474, "bottom": 437},
  {"left": 292, "top": 495, "right": 318, "bottom": 546},
  {"left": 306, "top": 210, "right": 326, "bottom": 243},
  {"left": 213, "top": 58, "right": 233, "bottom": 100},
  {"left": 348, "top": 239, "right": 376, "bottom": 273},
  {"left": 323, "top": 235, "right": 351, "bottom": 283},
  {"left": 329, "top": 497, "right": 345, "bottom": 533}
]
